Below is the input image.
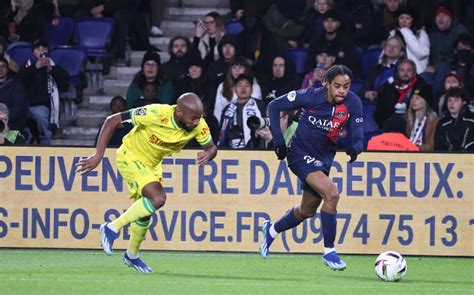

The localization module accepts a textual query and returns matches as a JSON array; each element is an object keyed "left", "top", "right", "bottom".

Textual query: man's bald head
[
  {"left": 177, "top": 92, "right": 204, "bottom": 113},
  {"left": 175, "top": 92, "right": 204, "bottom": 132}
]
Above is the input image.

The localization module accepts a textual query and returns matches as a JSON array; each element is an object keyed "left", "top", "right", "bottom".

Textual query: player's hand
[
  {"left": 75, "top": 154, "right": 102, "bottom": 174},
  {"left": 345, "top": 147, "right": 358, "bottom": 163},
  {"left": 197, "top": 150, "right": 211, "bottom": 166},
  {"left": 275, "top": 144, "right": 288, "bottom": 160}
]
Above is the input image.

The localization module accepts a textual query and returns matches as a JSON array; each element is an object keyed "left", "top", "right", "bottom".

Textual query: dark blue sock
[
  {"left": 274, "top": 208, "right": 302, "bottom": 233},
  {"left": 321, "top": 210, "right": 337, "bottom": 248}
]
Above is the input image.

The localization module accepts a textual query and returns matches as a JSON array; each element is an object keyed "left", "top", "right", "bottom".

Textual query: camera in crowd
[
  {"left": 247, "top": 116, "right": 270, "bottom": 130},
  {"left": 0, "top": 120, "right": 5, "bottom": 133},
  {"left": 40, "top": 51, "right": 48, "bottom": 58}
]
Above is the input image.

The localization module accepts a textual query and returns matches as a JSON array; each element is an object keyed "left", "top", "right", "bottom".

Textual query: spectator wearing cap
[
  {"left": 387, "top": 6, "right": 430, "bottom": 74},
  {"left": 434, "top": 71, "right": 464, "bottom": 118},
  {"left": 361, "top": 35, "right": 405, "bottom": 101},
  {"left": 434, "top": 87, "right": 474, "bottom": 151},
  {"left": 432, "top": 33, "right": 474, "bottom": 98},
  {"left": 300, "top": 45, "right": 336, "bottom": 89},
  {"left": 207, "top": 34, "right": 240, "bottom": 90},
  {"left": 0, "top": 56, "right": 28, "bottom": 132},
  {"left": 161, "top": 36, "right": 195, "bottom": 84},
  {"left": 374, "top": 58, "right": 431, "bottom": 131},
  {"left": 405, "top": 83, "right": 438, "bottom": 151},
  {"left": 428, "top": 5, "right": 469, "bottom": 72},
  {"left": 0, "top": 36, "right": 18, "bottom": 72},
  {"left": 125, "top": 51, "right": 174, "bottom": 109},
  {"left": 217, "top": 74, "right": 266, "bottom": 149},
  {"left": 214, "top": 56, "right": 261, "bottom": 124},
  {"left": 18, "top": 40, "right": 69, "bottom": 144},
  {"left": 259, "top": 55, "right": 299, "bottom": 108},
  {"left": 306, "top": 9, "right": 361, "bottom": 78}
]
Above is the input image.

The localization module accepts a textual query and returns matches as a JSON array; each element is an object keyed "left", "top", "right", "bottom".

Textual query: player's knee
[
  {"left": 325, "top": 188, "right": 340, "bottom": 204},
  {"left": 150, "top": 193, "right": 166, "bottom": 209}
]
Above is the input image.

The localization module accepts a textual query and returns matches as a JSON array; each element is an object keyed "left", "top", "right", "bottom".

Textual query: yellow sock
[
  {"left": 127, "top": 218, "right": 151, "bottom": 257},
  {"left": 111, "top": 197, "right": 155, "bottom": 231}
]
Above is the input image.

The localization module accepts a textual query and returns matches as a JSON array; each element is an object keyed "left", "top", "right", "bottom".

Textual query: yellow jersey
[{"left": 122, "top": 104, "right": 212, "bottom": 167}]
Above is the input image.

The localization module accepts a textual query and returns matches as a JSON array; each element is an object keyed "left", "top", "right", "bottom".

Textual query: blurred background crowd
[{"left": 0, "top": 0, "right": 473, "bottom": 152}]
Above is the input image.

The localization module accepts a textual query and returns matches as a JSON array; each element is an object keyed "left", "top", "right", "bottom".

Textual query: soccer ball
[{"left": 374, "top": 251, "right": 407, "bottom": 282}]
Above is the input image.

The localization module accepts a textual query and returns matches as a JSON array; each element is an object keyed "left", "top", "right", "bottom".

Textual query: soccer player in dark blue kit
[{"left": 260, "top": 65, "right": 363, "bottom": 270}]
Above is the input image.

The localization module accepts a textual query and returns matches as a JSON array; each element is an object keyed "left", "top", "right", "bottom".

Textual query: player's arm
[
  {"left": 346, "top": 98, "right": 364, "bottom": 163},
  {"left": 197, "top": 141, "right": 218, "bottom": 166},
  {"left": 76, "top": 110, "right": 130, "bottom": 174},
  {"left": 195, "top": 121, "right": 218, "bottom": 166},
  {"left": 268, "top": 89, "right": 308, "bottom": 147}
]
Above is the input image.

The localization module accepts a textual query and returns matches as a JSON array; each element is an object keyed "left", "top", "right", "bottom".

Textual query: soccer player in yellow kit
[{"left": 76, "top": 93, "right": 217, "bottom": 273}]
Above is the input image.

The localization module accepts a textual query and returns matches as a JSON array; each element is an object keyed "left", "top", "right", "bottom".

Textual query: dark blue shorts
[{"left": 287, "top": 149, "right": 331, "bottom": 198}]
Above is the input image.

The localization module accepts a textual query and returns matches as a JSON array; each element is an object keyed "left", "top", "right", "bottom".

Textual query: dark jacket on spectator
[
  {"left": 0, "top": 72, "right": 28, "bottom": 131},
  {"left": 340, "top": 0, "right": 377, "bottom": 49},
  {"left": 230, "top": 0, "right": 273, "bottom": 18},
  {"left": 259, "top": 57, "right": 299, "bottom": 108},
  {"left": 359, "top": 60, "right": 399, "bottom": 97},
  {"left": 307, "top": 30, "right": 361, "bottom": 77},
  {"left": 18, "top": 57, "right": 69, "bottom": 108},
  {"left": 434, "top": 107, "right": 474, "bottom": 151},
  {"left": 429, "top": 18, "right": 469, "bottom": 69},
  {"left": 374, "top": 76, "right": 430, "bottom": 129},
  {"left": 162, "top": 53, "right": 193, "bottom": 84}
]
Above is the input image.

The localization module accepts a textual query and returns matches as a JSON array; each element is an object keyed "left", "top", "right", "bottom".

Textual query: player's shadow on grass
[
  {"left": 158, "top": 272, "right": 307, "bottom": 282},
  {"left": 319, "top": 273, "right": 468, "bottom": 285}
]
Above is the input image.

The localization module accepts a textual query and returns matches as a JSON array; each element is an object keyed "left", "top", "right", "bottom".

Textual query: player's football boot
[
  {"left": 323, "top": 251, "right": 346, "bottom": 271},
  {"left": 260, "top": 220, "right": 274, "bottom": 258},
  {"left": 100, "top": 222, "right": 119, "bottom": 256},
  {"left": 123, "top": 253, "right": 153, "bottom": 273}
]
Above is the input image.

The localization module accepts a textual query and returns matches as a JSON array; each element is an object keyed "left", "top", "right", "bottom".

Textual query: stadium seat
[
  {"left": 74, "top": 17, "right": 114, "bottom": 57},
  {"left": 283, "top": 47, "right": 308, "bottom": 74},
  {"left": 361, "top": 46, "right": 382, "bottom": 79},
  {"left": 49, "top": 46, "right": 87, "bottom": 87},
  {"left": 225, "top": 20, "right": 244, "bottom": 35},
  {"left": 350, "top": 79, "right": 364, "bottom": 96},
  {"left": 41, "top": 16, "right": 74, "bottom": 49},
  {"left": 74, "top": 17, "right": 114, "bottom": 91},
  {"left": 49, "top": 46, "right": 88, "bottom": 117},
  {"left": 362, "top": 100, "right": 380, "bottom": 134},
  {"left": 6, "top": 42, "right": 33, "bottom": 67}
]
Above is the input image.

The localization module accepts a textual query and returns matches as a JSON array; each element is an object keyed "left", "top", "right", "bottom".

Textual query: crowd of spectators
[{"left": 0, "top": 0, "right": 473, "bottom": 152}]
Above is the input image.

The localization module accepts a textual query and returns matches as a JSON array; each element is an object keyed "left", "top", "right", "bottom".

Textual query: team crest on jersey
[
  {"left": 134, "top": 108, "right": 147, "bottom": 116},
  {"left": 161, "top": 117, "right": 169, "bottom": 124},
  {"left": 337, "top": 111, "right": 346, "bottom": 118},
  {"left": 287, "top": 91, "right": 296, "bottom": 101},
  {"left": 314, "top": 160, "right": 323, "bottom": 167}
]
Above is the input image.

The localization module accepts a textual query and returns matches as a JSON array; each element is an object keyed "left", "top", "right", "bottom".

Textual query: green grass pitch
[{"left": 0, "top": 249, "right": 472, "bottom": 294}]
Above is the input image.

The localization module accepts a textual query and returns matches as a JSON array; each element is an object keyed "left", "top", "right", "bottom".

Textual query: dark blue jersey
[{"left": 268, "top": 87, "right": 364, "bottom": 163}]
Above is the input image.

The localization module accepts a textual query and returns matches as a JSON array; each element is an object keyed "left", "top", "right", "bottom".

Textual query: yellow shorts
[{"left": 116, "top": 146, "right": 162, "bottom": 200}]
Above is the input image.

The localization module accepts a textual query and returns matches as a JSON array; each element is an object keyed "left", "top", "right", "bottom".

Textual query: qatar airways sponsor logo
[{"left": 307, "top": 116, "right": 340, "bottom": 130}]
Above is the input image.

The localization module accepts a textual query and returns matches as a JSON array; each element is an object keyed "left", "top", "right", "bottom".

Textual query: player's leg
[
  {"left": 123, "top": 216, "right": 153, "bottom": 273},
  {"left": 305, "top": 171, "right": 346, "bottom": 270},
  {"left": 100, "top": 150, "right": 164, "bottom": 256},
  {"left": 260, "top": 191, "right": 321, "bottom": 258}
]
